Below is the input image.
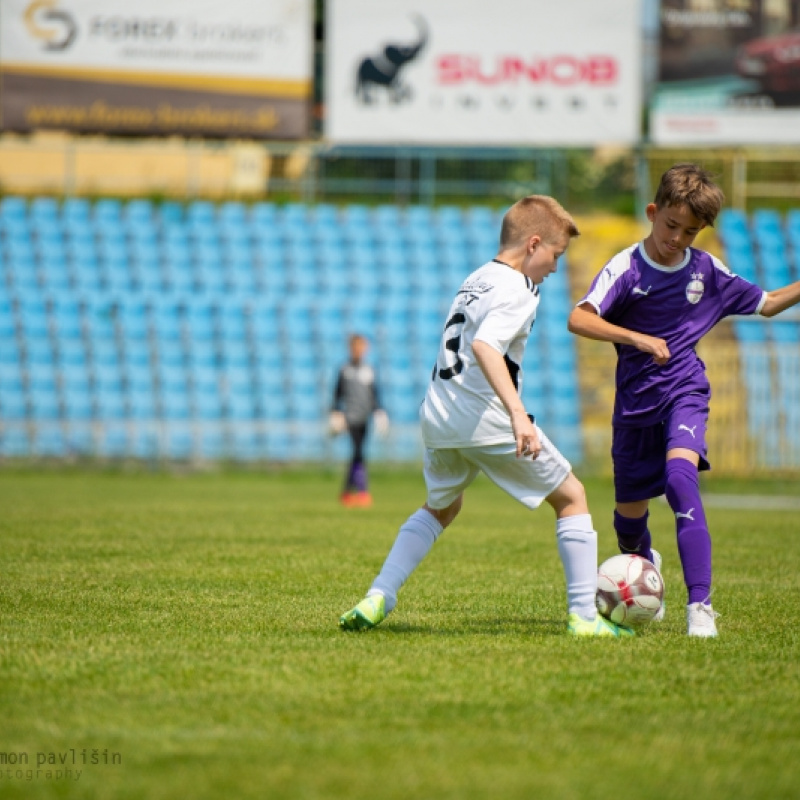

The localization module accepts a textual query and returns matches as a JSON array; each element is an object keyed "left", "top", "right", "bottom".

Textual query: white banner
[
  {"left": 651, "top": 0, "right": 800, "bottom": 145},
  {"left": 325, "top": 0, "right": 641, "bottom": 146},
  {"left": 0, "top": 0, "right": 312, "bottom": 137}
]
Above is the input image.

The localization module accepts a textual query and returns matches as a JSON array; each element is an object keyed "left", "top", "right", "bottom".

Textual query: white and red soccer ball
[{"left": 596, "top": 554, "right": 664, "bottom": 627}]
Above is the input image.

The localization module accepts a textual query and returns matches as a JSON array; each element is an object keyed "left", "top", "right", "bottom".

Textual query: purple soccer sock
[
  {"left": 664, "top": 458, "right": 711, "bottom": 604},
  {"left": 348, "top": 461, "right": 367, "bottom": 493},
  {"left": 614, "top": 509, "right": 653, "bottom": 563}
]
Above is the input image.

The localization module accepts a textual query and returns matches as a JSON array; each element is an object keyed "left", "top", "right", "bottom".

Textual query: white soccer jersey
[{"left": 420, "top": 260, "right": 540, "bottom": 448}]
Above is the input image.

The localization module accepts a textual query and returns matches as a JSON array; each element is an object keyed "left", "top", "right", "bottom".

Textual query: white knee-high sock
[
  {"left": 368, "top": 508, "right": 444, "bottom": 613},
  {"left": 556, "top": 514, "right": 598, "bottom": 619}
]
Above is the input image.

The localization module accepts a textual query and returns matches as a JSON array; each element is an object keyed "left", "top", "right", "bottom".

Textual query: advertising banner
[
  {"left": 325, "top": 0, "right": 641, "bottom": 146},
  {"left": 0, "top": 0, "right": 312, "bottom": 139},
  {"left": 651, "top": 0, "right": 800, "bottom": 144}
]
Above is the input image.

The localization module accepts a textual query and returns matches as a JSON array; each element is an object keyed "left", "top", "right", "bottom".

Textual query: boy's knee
[
  {"left": 424, "top": 495, "right": 462, "bottom": 528},
  {"left": 547, "top": 472, "right": 589, "bottom": 516}
]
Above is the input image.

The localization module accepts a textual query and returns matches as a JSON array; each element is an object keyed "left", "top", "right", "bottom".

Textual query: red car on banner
[{"left": 736, "top": 28, "right": 800, "bottom": 104}]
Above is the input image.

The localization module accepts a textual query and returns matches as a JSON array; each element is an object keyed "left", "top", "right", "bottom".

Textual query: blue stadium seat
[
  {"left": 94, "top": 199, "right": 122, "bottom": 225},
  {"left": 186, "top": 340, "right": 217, "bottom": 370},
  {"left": 89, "top": 337, "right": 121, "bottom": 370},
  {"left": 62, "top": 198, "right": 91, "bottom": 226},
  {"left": 226, "top": 391, "right": 257, "bottom": 421},
  {"left": 196, "top": 262, "right": 228, "bottom": 295},
  {"left": 313, "top": 204, "right": 340, "bottom": 227},
  {"left": 406, "top": 206, "right": 433, "bottom": 228},
  {"left": 160, "top": 387, "right": 191, "bottom": 420},
  {"left": 32, "top": 426, "right": 68, "bottom": 457},
  {"left": 187, "top": 201, "right": 216, "bottom": 226},
  {"left": 158, "top": 201, "right": 184, "bottom": 226},
  {"left": 29, "top": 196, "right": 57, "bottom": 223},
  {"left": 197, "top": 429, "right": 225, "bottom": 459},
  {"left": 125, "top": 199, "right": 154, "bottom": 225},
  {"left": 17, "top": 297, "right": 50, "bottom": 338},
  {"left": 150, "top": 299, "right": 182, "bottom": 342},
  {"left": 7, "top": 261, "right": 40, "bottom": 294},
  {"left": 280, "top": 203, "right": 309, "bottom": 226},
  {"left": 164, "top": 260, "right": 195, "bottom": 295},
  {"left": 128, "top": 389, "right": 156, "bottom": 420},
  {"left": 0, "top": 386, "right": 27, "bottom": 419},
  {"left": 290, "top": 392, "right": 323, "bottom": 421},
  {"left": 250, "top": 202, "right": 278, "bottom": 227},
  {"left": 218, "top": 338, "right": 250, "bottom": 370},
  {"left": 83, "top": 296, "right": 115, "bottom": 339},
  {"left": 230, "top": 429, "right": 263, "bottom": 461},
  {"left": 257, "top": 365, "right": 285, "bottom": 397},
  {"left": 185, "top": 300, "right": 216, "bottom": 343},
  {"left": 96, "top": 424, "right": 129, "bottom": 457},
  {"left": 29, "top": 387, "right": 61, "bottom": 420},
  {"left": 772, "top": 321, "right": 799, "bottom": 343},
  {"left": 219, "top": 201, "right": 247, "bottom": 226},
  {"left": 250, "top": 301, "right": 280, "bottom": 342},
  {"left": 192, "top": 390, "right": 223, "bottom": 421},
  {"left": 94, "top": 388, "right": 127, "bottom": 420},
  {"left": 25, "top": 340, "right": 57, "bottom": 376},
  {"left": 435, "top": 205, "right": 464, "bottom": 232},
  {"left": 0, "top": 427, "right": 30, "bottom": 456},
  {"left": 56, "top": 339, "right": 88, "bottom": 374},
  {"left": 752, "top": 208, "right": 782, "bottom": 235},
  {"left": 0, "top": 196, "right": 27, "bottom": 222},
  {"left": 218, "top": 298, "right": 248, "bottom": 341},
  {"left": 62, "top": 387, "right": 94, "bottom": 421},
  {"left": 465, "top": 205, "right": 496, "bottom": 229},
  {"left": 227, "top": 259, "right": 258, "bottom": 296},
  {"left": 718, "top": 208, "right": 748, "bottom": 236},
  {"left": 373, "top": 205, "right": 402, "bottom": 228},
  {"left": 35, "top": 223, "right": 65, "bottom": 256},
  {"left": 39, "top": 256, "right": 71, "bottom": 293}
]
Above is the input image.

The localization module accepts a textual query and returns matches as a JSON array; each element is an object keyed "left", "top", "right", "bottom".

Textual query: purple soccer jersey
[{"left": 579, "top": 243, "right": 766, "bottom": 427}]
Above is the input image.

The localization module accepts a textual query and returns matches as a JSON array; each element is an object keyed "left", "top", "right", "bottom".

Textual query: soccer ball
[{"left": 596, "top": 554, "right": 664, "bottom": 627}]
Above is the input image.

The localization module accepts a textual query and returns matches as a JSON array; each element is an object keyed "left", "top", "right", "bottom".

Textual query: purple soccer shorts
[{"left": 612, "top": 393, "right": 710, "bottom": 503}]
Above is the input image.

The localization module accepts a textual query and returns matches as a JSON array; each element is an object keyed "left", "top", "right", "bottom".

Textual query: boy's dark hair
[{"left": 654, "top": 163, "right": 725, "bottom": 226}]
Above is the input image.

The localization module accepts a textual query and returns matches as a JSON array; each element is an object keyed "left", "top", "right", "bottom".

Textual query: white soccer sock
[
  {"left": 556, "top": 513, "right": 598, "bottom": 620},
  {"left": 368, "top": 508, "right": 444, "bottom": 614}
]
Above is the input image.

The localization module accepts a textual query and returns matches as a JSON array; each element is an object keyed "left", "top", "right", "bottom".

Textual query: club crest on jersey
[{"left": 686, "top": 272, "right": 705, "bottom": 305}]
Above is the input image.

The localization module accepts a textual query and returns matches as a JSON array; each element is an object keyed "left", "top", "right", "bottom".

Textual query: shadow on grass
[{"left": 368, "top": 616, "right": 565, "bottom": 637}]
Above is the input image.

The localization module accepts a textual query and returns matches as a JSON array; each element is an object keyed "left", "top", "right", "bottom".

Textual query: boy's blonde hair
[
  {"left": 654, "top": 163, "right": 725, "bottom": 226},
  {"left": 499, "top": 195, "right": 579, "bottom": 249}
]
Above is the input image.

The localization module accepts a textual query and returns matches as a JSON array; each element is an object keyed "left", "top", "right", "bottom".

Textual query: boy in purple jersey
[{"left": 568, "top": 163, "right": 800, "bottom": 637}]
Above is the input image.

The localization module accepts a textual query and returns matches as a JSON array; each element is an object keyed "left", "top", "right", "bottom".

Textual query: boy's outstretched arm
[
  {"left": 760, "top": 280, "right": 800, "bottom": 318},
  {"left": 472, "top": 339, "right": 540, "bottom": 459},
  {"left": 567, "top": 304, "right": 671, "bottom": 366}
]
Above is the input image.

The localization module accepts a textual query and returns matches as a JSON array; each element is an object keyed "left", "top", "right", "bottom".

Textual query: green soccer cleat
[
  {"left": 567, "top": 612, "right": 635, "bottom": 638},
  {"left": 338, "top": 594, "right": 386, "bottom": 631}
]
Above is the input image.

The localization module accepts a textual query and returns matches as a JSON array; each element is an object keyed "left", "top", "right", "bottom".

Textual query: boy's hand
[
  {"left": 511, "top": 409, "right": 541, "bottom": 459},
  {"left": 328, "top": 411, "right": 347, "bottom": 435},
  {"left": 373, "top": 409, "right": 389, "bottom": 436},
  {"left": 633, "top": 333, "right": 670, "bottom": 365}
]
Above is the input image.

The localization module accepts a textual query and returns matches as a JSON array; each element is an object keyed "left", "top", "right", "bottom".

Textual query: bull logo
[{"left": 356, "top": 16, "right": 428, "bottom": 104}]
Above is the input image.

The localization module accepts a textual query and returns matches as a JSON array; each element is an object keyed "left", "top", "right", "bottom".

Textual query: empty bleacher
[
  {"left": 0, "top": 196, "right": 584, "bottom": 463},
  {"left": 717, "top": 207, "right": 800, "bottom": 467}
]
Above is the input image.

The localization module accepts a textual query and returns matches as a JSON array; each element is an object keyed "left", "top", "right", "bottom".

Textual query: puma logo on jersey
[
  {"left": 675, "top": 508, "right": 695, "bottom": 521},
  {"left": 678, "top": 424, "right": 697, "bottom": 438},
  {"left": 632, "top": 285, "right": 652, "bottom": 296}
]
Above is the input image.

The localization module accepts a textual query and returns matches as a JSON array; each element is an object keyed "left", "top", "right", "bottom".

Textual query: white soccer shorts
[{"left": 423, "top": 428, "right": 572, "bottom": 511}]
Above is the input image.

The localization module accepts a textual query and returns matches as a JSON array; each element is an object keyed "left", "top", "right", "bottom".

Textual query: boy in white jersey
[{"left": 339, "top": 195, "right": 633, "bottom": 637}]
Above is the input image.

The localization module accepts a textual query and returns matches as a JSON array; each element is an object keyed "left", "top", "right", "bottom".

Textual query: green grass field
[{"left": 1, "top": 466, "right": 799, "bottom": 800}]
